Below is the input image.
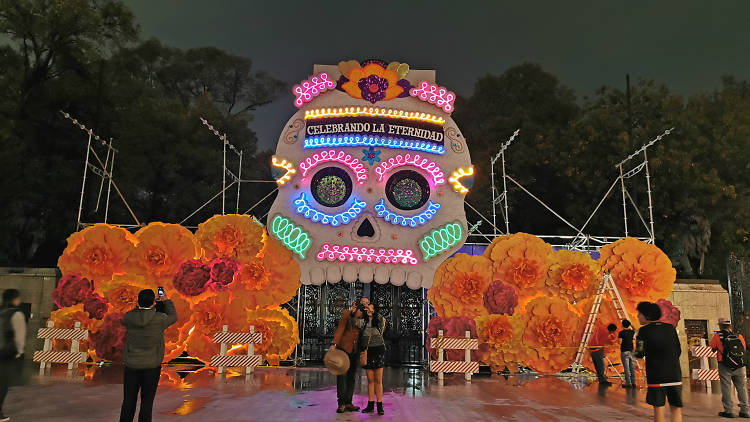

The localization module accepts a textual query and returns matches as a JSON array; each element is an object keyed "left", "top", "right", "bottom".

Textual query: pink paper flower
[
  {"left": 206, "top": 257, "right": 241, "bottom": 291},
  {"left": 656, "top": 299, "right": 681, "bottom": 327},
  {"left": 173, "top": 259, "right": 211, "bottom": 297},
  {"left": 483, "top": 281, "right": 519, "bottom": 315},
  {"left": 83, "top": 293, "right": 108, "bottom": 319},
  {"left": 90, "top": 313, "right": 126, "bottom": 361},
  {"left": 52, "top": 274, "right": 94, "bottom": 308}
]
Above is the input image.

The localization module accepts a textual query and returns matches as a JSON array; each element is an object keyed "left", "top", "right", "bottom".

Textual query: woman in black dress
[{"left": 361, "top": 304, "right": 386, "bottom": 415}]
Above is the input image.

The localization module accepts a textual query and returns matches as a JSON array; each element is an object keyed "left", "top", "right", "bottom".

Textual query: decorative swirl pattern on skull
[
  {"left": 409, "top": 81, "right": 456, "bottom": 113},
  {"left": 284, "top": 119, "right": 305, "bottom": 144},
  {"left": 374, "top": 153, "right": 446, "bottom": 185},
  {"left": 294, "top": 193, "right": 366, "bottom": 226},
  {"left": 420, "top": 222, "right": 463, "bottom": 260},
  {"left": 317, "top": 245, "right": 418, "bottom": 265},
  {"left": 293, "top": 73, "right": 335, "bottom": 108},
  {"left": 374, "top": 198, "right": 441, "bottom": 227},
  {"left": 444, "top": 126, "right": 465, "bottom": 153},
  {"left": 270, "top": 215, "right": 312, "bottom": 258},
  {"left": 299, "top": 150, "right": 367, "bottom": 184}
]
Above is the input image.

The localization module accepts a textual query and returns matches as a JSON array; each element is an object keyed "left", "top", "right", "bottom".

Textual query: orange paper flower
[
  {"left": 598, "top": 238, "right": 676, "bottom": 309},
  {"left": 475, "top": 314, "right": 526, "bottom": 370},
  {"left": 428, "top": 254, "right": 493, "bottom": 318},
  {"left": 246, "top": 307, "right": 299, "bottom": 366},
  {"left": 546, "top": 250, "right": 601, "bottom": 304},
  {"left": 234, "top": 236, "right": 302, "bottom": 310},
  {"left": 96, "top": 274, "right": 150, "bottom": 314},
  {"left": 126, "top": 223, "right": 198, "bottom": 283},
  {"left": 195, "top": 214, "right": 264, "bottom": 261},
  {"left": 58, "top": 224, "right": 136, "bottom": 281},
  {"left": 483, "top": 233, "right": 552, "bottom": 293},
  {"left": 519, "top": 296, "right": 583, "bottom": 373}
]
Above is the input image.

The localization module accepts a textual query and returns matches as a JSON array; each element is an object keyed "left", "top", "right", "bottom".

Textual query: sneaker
[
  {"left": 336, "top": 405, "right": 346, "bottom": 413},
  {"left": 345, "top": 404, "right": 360, "bottom": 412},
  {"left": 720, "top": 411, "right": 736, "bottom": 418},
  {"left": 0, "top": 414, "right": 9, "bottom": 422},
  {"left": 739, "top": 412, "right": 750, "bottom": 418}
]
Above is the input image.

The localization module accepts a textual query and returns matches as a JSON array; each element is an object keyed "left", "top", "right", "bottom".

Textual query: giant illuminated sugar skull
[{"left": 267, "top": 60, "right": 473, "bottom": 289}]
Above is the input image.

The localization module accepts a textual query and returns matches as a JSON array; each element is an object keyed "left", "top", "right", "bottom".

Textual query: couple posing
[{"left": 330, "top": 297, "right": 386, "bottom": 415}]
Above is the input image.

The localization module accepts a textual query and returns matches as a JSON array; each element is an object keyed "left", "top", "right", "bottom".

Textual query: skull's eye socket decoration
[
  {"left": 311, "top": 167, "right": 352, "bottom": 208},
  {"left": 386, "top": 170, "right": 430, "bottom": 211}
]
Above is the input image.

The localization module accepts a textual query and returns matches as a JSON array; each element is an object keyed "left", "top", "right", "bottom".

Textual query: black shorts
[{"left": 646, "top": 385, "right": 683, "bottom": 408}]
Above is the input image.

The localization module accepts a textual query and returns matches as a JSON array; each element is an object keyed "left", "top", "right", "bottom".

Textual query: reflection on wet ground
[{"left": 2, "top": 361, "right": 730, "bottom": 421}]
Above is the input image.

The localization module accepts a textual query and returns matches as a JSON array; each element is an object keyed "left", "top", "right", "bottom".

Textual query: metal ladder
[{"left": 572, "top": 272, "right": 631, "bottom": 374}]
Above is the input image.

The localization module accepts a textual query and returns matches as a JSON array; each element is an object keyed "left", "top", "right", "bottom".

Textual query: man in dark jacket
[
  {"left": 330, "top": 300, "right": 365, "bottom": 413},
  {"left": 119, "top": 289, "right": 178, "bottom": 422},
  {"left": 635, "top": 301, "right": 682, "bottom": 422}
]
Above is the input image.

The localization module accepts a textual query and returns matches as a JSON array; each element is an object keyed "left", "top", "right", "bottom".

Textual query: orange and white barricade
[
  {"left": 690, "top": 339, "right": 718, "bottom": 392},
  {"left": 430, "top": 330, "right": 479, "bottom": 384},
  {"left": 210, "top": 325, "right": 263, "bottom": 375},
  {"left": 33, "top": 320, "right": 88, "bottom": 374}
]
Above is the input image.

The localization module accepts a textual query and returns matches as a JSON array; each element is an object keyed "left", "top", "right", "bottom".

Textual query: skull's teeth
[{"left": 299, "top": 264, "right": 426, "bottom": 289}]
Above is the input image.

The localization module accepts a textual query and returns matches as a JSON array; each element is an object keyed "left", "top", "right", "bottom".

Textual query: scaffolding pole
[{"left": 76, "top": 131, "right": 93, "bottom": 231}]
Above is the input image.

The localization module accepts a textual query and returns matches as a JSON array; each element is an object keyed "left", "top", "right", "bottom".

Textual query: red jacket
[
  {"left": 710, "top": 331, "right": 746, "bottom": 362},
  {"left": 590, "top": 326, "right": 617, "bottom": 351}
]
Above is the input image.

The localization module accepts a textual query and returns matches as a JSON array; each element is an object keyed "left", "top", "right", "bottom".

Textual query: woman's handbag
[{"left": 359, "top": 331, "right": 373, "bottom": 366}]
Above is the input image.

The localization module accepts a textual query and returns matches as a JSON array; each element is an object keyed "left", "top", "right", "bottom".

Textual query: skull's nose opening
[{"left": 356, "top": 218, "right": 376, "bottom": 237}]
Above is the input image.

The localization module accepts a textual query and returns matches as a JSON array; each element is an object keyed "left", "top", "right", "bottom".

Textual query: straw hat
[{"left": 324, "top": 348, "right": 350, "bottom": 376}]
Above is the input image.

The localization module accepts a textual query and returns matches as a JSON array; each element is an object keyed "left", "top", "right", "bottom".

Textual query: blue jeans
[{"left": 621, "top": 351, "right": 636, "bottom": 385}]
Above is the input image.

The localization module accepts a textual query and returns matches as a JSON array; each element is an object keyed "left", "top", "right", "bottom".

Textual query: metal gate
[{"left": 292, "top": 282, "right": 426, "bottom": 366}]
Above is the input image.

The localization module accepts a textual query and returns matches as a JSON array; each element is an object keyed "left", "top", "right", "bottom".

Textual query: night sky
[{"left": 124, "top": 0, "right": 750, "bottom": 150}]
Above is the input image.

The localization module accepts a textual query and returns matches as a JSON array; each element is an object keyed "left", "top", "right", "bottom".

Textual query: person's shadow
[{"left": 625, "top": 387, "right": 637, "bottom": 406}]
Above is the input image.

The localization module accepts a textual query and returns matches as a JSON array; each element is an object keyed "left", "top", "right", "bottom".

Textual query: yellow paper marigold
[
  {"left": 483, "top": 233, "right": 553, "bottom": 292},
  {"left": 126, "top": 223, "right": 198, "bottom": 283},
  {"left": 598, "top": 238, "right": 676, "bottom": 307},
  {"left": 340, "top": 62, "right": 405, "bottom": 102},
  {"left": 188, "top": 292, "right": 247, "bottom": 339},
  {"left": 428, "top": 254, "right": 493, "bottom": 318},
  {"left": 546, "top": 250, "right": 601, "bottom": 303},
  {"left": 58, "top": 224, "right": 136, "bottom": 281},
  {"left": 246, "top": 307, "right": 300, "bottom": 366},
  {"left": 475, "top": 314, "right": 527, "bottom": 370},
  {"left": 519, "top": 296, "right": 583, "bottom": 373},
  {"left": 195, "top": 214, "right": 264, "bottom": 261},
  {"left": 96, "top": 274, "right": 150, "bottom": 314}
]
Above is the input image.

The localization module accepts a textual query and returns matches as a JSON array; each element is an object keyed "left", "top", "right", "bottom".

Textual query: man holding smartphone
[{"left": 119, "top": 288, "right": 177, "bottom": 422}]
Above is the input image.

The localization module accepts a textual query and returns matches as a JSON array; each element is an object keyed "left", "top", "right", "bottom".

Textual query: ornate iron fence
[{"left": 293, "top": 282, "right": 426, "bottom": 366}]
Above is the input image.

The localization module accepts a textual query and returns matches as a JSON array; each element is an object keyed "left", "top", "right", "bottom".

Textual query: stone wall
[
  {"left": 667, "top": 279, "right": 729, "bottom": 378},
  {"left": 0, "top": 267, "right": 59, "bottom": 357}
]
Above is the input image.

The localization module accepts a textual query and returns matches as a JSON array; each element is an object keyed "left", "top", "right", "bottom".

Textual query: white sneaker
[{"left": 0, "top": 414, "right": 9, "bottom": 421}]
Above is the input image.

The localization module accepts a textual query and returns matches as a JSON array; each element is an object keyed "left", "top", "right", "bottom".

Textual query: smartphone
[{"left": 157, "top": 286, "right": 165, "bottom": 298}]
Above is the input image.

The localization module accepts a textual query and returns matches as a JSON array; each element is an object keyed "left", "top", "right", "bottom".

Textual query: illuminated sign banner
[{"left": 305, "top": 116, "right": 444, "bottom": 144}]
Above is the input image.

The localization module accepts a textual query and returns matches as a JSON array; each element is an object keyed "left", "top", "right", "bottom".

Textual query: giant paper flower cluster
[
  {"left": 53, "top": 215, "right": 301, "bottom": 364},
  {"left": 427, "top": 234, "right": 677, "bottom": 374}
]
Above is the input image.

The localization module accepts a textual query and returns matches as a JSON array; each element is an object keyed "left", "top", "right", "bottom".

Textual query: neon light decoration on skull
[{"left": 267, "top": 59, "right": 472, "bottom": 289}]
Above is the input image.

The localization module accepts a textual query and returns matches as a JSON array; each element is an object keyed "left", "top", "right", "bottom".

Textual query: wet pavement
[{"left": 0, "top": 361, "right": 735, "bottom": 421}]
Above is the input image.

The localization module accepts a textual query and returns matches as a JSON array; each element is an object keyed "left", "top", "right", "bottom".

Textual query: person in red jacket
[
  {"left": 710, "top": 317, "right": 749, "bottom": 418},
  {"left": 590, "top": 323, "right": 618, "bottom": 385}
]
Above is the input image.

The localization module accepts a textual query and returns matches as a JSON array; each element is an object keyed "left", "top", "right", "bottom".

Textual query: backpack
[
  {"left": 0, "top": 307, "right": 18, "bottom": 359},
  {"left": 721, "top": 330, "right": 746, "bottom": 370}
]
